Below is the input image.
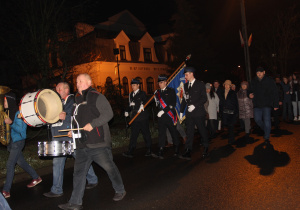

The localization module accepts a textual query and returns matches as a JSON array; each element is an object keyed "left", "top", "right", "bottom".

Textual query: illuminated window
[
  {"left": 143, "top": 48, "right": 152, "bottom": 62},
  {"left": 120, "top": 45, "right": 126, "bottom": 60},
  {"left": 122, "top": 77, "right": 129, "bottom": 95},
  {"left": 136, "top": 77, "right": 143, "bottom": 91},
  {"left": 106, "top": 77, "right": 113, "bottom": 86},
  {"left": 146, "top": 77, "right": 154, "bottom": 94}
]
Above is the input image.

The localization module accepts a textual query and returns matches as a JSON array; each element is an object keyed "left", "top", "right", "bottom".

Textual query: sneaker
[
  {"left": 113, "top": 191, "right": 126, "bottom": 201},
  {"left": 294, "top": 117, "right": 297, "bottom": 121},
  {"left": 27, "top": 177, "right": 42, "bottom": 188},
  {"left": 85, "top": 182, "right": 98, "bottom": 190},
  {"left": 165, "top": 143, "right": 173, "bottom": 148},
  {"left": 58, "top": 202, "right": 83, "bottom": 210},
  {"left": 2, "top": 191, "right": 10, "bottom": 198},
  {"left": 43, "top": 191, "right": 63, "bottom": 198}
]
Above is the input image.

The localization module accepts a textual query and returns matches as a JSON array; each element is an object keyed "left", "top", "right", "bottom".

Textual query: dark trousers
[
  {"left": 129, "top": 120, "right": 152, "bottom": 149},
  {"left": 185, "top": 115, "right": 209, "bottom": 150},
  {"left": 282, "top": 100, "right": 292, "bottom": 120},
  {"left": 207, "top": 119, "right": 217, "bottom": 138},
  {"left": 158, "top": 115, "right": 179, "bottom": 148}
]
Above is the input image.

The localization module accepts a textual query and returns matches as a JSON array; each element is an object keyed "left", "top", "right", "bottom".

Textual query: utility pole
[
  {"left": 113, "top": 48, "right": 122, "bottom": 96},
  {"left": 240, "top": 0, "right": 252, "bottom": 82}
]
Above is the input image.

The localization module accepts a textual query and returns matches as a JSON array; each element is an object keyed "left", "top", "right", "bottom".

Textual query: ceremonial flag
[
  {"left": 167, "top": 65, "right": 187, "bottom": 123},
  {"left": 239, "top": 30, "right": 245, "bottom": 47}
]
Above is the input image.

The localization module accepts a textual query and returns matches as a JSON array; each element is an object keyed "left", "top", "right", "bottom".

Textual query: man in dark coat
[
  {"left": 248, "top": 67, "right": 279, "bottom": 143},
  {"left": 273, "top": 76, "right": 284, "bottom": 129},
  {"left": 152, "top": 75, "right": 180, "bottom": 159},
  {"left": 179, "top": 67, "right": 209, "bottom": 160},
  {"left": 123, "top": 78, "right": 152, "bottom": 158}
]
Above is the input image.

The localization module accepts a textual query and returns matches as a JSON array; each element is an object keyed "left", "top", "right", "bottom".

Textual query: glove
[
  {"left": 130, "top": 102, "right": 135, "bottom": 106},
  {"left": 124, "top": 112, "right": 129, "bottom": 117},
  {"left": 157, "top": 110, "right": 164, "bottom": 117},
  {"left": 138, "top": 104, "right": 144, "bottom": 113},
  {"left": 188, "top": 105, "right": 195, "bottom": 112}
]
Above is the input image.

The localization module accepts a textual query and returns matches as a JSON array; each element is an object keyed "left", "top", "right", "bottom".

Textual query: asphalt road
[{"left": 3, "top": 121, "right": 300, "bottom": 210}]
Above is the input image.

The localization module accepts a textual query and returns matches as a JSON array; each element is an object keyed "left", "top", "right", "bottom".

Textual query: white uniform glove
[
  {"left": 188, "top": 105, "right": 195, "bottom": 112},
  {"left": 180, "top": 113, "right": 183, "bottom": 121},
  {"left": 130, "top": 102, "right": 135, "bottom": 106},
  {"left": 138, "top": 104, "right": 144, "bottom": 113},
  {"left": 124, "top": 112, "right": 129, "bottom": 117},
  {"left": 157, "top": 110, "right": 164, "bottom": 117}
]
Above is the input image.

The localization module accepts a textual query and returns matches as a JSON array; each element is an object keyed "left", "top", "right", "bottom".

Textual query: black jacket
[
  {"left": 180, "top": 80, "right": 207, "bottom": 117},
  {"left": 248, "top": 76, "right": 279, "bottom": 108},
  {"left": 73, "top": 87, "right": 113, "bottom": 149},
  {"left": 126, "top": 89, "right": 149, "bottom": 121},
  {"left": 220, "top": 90, "right": 239, "bottom": 114}
]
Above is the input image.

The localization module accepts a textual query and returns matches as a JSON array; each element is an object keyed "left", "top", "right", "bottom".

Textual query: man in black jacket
[
  {"left": 44, "top": 82, "right": 98, "bottom": 198},
  {"left": 179, "top": 67, "right": 209, "bottom": 160},
  {"left": 58, "top": 74, "right": 125, "bottom": 210},
  {"left": 152, "top": 75, "right": 179, "bottom": 159},
  {"left": 122, "top": 78, "right": 152, "bottom": 158},
  {"left": 248, "top": 67, "right": 279, "bottom": 143}
]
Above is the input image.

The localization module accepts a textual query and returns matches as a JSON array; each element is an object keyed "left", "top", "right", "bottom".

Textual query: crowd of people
[{"left": 0, "top": 66, "right": 297, "bottom": 209}]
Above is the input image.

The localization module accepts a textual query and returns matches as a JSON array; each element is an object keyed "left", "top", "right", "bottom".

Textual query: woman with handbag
[{"left": 220, "top": 80, "right": 239, "bottom": 144}]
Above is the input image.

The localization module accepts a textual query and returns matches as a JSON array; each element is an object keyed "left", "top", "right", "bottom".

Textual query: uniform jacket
[
  {"left": 237, "top": 89, "right": 253, "bottom": 119},
  {"left": 126, "top": 89, "right": 149, "bottom": 121},
  {"left": 248, "top": 75, "right": 279, "bottom": 108},
  {"left": 51, "top": 94, "right": 74, "bottom": 142},
  {"left": 11, "top": 111, "right": 27, "bottom": 142},
  {"left": 180, "top": 80, "right": 207, "bottom": 117},
  {"left": 73, "top": 87, "right": 113, "bottom": 149},
  {"left": 155, "top": 87, "right": 177, "bottom": 122}
]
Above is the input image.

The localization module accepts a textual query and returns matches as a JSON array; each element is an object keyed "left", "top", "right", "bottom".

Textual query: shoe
[
  {"left": 145, "top": 148, "right": 152, "bottom": 157},
  {"left": 27, "top": 177, "right": 42, "bottom": 188},
  {"left": 85, "top": 182, "right": 98, "bottom": 190},
  {"left": 152, "top": 147, "right": 164, "bottom": 159},
  {"left": 264, "top": 139, "right": 270, "bottom": 145},
  {"left": 298, "top": 116, "right": 300, "bottom": 121},
  {"left": 179, "top": 149, "right": 191, "bottom": 160},
  {"left": 122, "top": 151, "right": 133, "bottom": 158},
  {"left": 113, "top": 191, "right": 126, "bottom": 201},
  {"left": 58, "top": 202, "right": 83, "bottom": 210},
  {"left": 43, "top": 191, "right": 63, "bottom": 198},
  {"left": 294, "top": 117, "right": 297, "bottom": 121},
  {"left": 165, "top": 143, "right": 173, "bottom": 148},
  {"left": 202, "top": 147, "right": 209, "bottom": 158},
  {"left": 174, "top": 145, "right": 180, "bottom": 157},
  {"left": 2, "top": 191, "right": 10, "bottom": 198}
]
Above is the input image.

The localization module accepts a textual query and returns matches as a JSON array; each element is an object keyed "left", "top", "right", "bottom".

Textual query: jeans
[
  {"left": 254, "top": 107, "right": 272, "bottom": 140},
  {"left": 3, "top": 140, "right": 39, "bottom": 192},
  {"left": 51, "top": 150, "right": 98, "bottom": 194},
  {"left": 0, "top": 193, "right": 11, "bottom": 210},
  {"left": 69, "top": 147, "right": 125, "bottom": 205}
]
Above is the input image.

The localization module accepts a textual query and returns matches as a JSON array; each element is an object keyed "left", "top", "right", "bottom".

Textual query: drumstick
[
  {"left": 58, "top": 128, "right": 84, "bottom": 132},
  {"left": 53, "top": 135, "right": 69, "bottom": 138}
]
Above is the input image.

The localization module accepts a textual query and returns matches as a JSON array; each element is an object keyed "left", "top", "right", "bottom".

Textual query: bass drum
[
  {"left": 38, "top": 141, "right": 74, "bottom": 156},
  {"left": 19, "top": 89, "right": 63, "bottom": 127}
]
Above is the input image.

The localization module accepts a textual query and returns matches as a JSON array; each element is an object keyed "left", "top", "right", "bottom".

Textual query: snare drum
[
  {"left": 38, "top": 141, "right": 74, "bottom": 156},
  {"left": 19, "top": 89, "right": 63, "bottom": 127}
]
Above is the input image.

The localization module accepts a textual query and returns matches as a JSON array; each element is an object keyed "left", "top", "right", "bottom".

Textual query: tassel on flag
[
  {"left": 239, "top": 30, "right": 245, "bottom": 47},
  {"left": 248, "top": 33, "right": 252, "bottom": 47}
]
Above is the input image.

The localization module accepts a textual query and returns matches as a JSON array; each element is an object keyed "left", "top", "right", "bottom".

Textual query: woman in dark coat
[
  {"left": 237, "top": 81, "right": 253, "bottom": 140},
  {"left": 220, "top": 80, "right": 239, "bottom": 144}
]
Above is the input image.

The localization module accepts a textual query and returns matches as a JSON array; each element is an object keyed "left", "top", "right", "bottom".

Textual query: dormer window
[
  {"left": 120, "top": 45, "right": 126, "bottom": 60},
  {"left": 143, "top": 48, "right": 152, "bottom": 62}
]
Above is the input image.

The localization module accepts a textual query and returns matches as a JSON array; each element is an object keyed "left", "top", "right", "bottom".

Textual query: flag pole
[{"left": 127, "top": 54, "right": 191, "bottom": 126}]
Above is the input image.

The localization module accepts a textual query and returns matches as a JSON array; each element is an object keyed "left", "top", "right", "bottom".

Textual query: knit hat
[
  {"left": 4, "top": 91, "right": 18, "bottom": 122},
  {"left": 223, "top": 80, "right": 232, "bottom": 86},
  {"left": 205, "top": 83, "right": 212, "bottom": 89}
]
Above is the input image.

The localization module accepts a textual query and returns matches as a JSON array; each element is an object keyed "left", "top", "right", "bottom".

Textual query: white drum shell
[{"left": 38, "top": 141, "right": 74, "bottom": 156}]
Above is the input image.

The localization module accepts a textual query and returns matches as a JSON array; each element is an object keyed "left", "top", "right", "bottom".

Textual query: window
[
  {"left": 120, "top": 45, "right": 126, "bottom": 60},
  {"left": 143, "top": 48, "right": 152, "bottom": 62},
  {"left": 122, "top": 77, "right": 129, "bottom": 95},
  {"left": 106, "top": 77, "right": 113, "bottom": 86},
  {"left": 136, "top": 77, "right": 143, "bottom": 91},
  {"left": 146, "top": 77, "right": 154, "bottom": 94}
]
